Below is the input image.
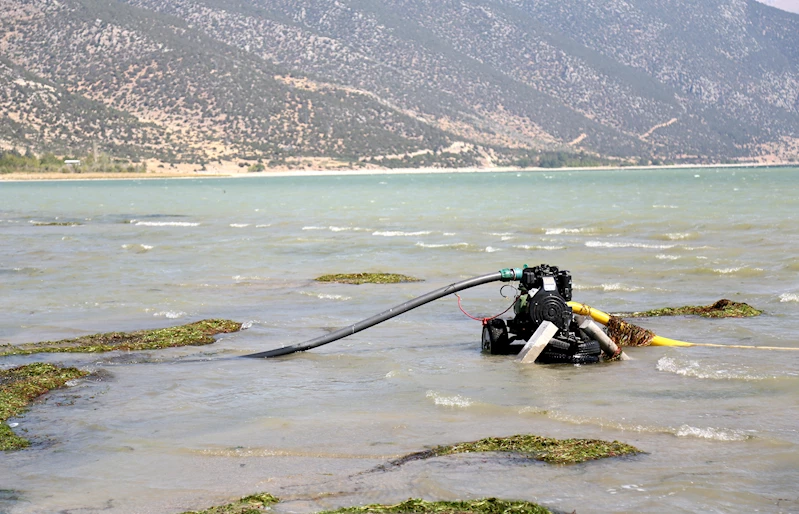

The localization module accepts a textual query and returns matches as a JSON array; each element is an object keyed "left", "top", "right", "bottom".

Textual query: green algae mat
[
  {"left": 621, "top": 299, "right": 761, "bottom": 318},
  {"left": 176, "top": 433, "right": 642, "bottom": 512},
  {"left": 316, "top": 273, "right": 423, "bottom": 285},
  {"left": 318, "top": 498, "right": 551, "bottom": 514},
  {"left": 183, "top": 496, "right": 552, "bottom": 514},
  {"left": 181, "top": 493, "right": 279, "bottom": 514},
  {"left": 386, "top": 434, "right": 641, "bottom": 467},
  {"left": 0, "top": 363, "right": 88, "bottom": 450},
  {"left": 0, "top": 319, "right": 242, "bottom": 356}
]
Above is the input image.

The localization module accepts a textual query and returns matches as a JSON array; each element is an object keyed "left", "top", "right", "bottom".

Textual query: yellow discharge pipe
[{"left": 568, "top": 301, "right": 799, "bottom": 351}]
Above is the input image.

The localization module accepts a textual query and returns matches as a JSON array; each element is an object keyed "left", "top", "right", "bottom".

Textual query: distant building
[{"left": 64, "top": 159, "right": 80, "bottom": 166}]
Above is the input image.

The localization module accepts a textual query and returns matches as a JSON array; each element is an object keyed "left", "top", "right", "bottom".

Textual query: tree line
[{"left": 0, "top": 149, "right": 146, "bottom": 174}]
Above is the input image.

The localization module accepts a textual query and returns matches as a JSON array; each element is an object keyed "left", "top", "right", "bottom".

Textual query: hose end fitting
[{"left": 499, "top": 267, "right": 524, "bottom": 281}]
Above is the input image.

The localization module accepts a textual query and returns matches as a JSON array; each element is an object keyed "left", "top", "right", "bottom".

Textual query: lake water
[{"left": 1, "top": 167, "right": 798, "bottom": 513}]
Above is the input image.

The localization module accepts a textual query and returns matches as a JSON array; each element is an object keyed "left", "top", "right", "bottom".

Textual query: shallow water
[{"left": 1, "top": 168, "right": 799, "bottom": 513}]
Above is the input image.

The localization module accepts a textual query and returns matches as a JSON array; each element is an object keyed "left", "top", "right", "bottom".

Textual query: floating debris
[
  {"left": 384, "top": 433, "right": 642, "bottom": 467},
  {"left": 607, "top": 316, "right": 656, "bottom": 347},
  {"left": 621, "top": 299, "right": 762, "bottom": 318},
  {"left": 1, "top": 363, "right": 88, "bottom": 451},
  {"left": 180, "top": 493, "right": 279, "bottom": 514},
  {"left": 315, "top": 273, "right": 423, "bottom": 285},
  {"left": 0, "top": 319, "right": 242, "bottom": 356}
]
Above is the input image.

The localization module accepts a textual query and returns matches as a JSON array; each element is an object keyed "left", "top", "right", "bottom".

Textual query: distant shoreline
[{"left": 0, "top": 161, "right": 796, "bottom": 182}]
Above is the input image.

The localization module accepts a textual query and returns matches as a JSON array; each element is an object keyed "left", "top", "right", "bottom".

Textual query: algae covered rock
[
  {"left": 1, "top": 363, "right": 88, "bottom": 450},
  {"left": 386, "top": 433, "right": 642, "bottom": 467},
  {"left": 180, "top": 493, "right": 279, "bottom": 514},
  {"left": 0, "top": 319, "right": 242, "bottom": 356},
  {"left": 624, "top": 299, "right": 762, "bottom": 318},
  {"left": 315, "top": 273, "right": 423, "bottom": 285}
]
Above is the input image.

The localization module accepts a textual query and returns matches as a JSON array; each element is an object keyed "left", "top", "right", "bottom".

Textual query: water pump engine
[{"left": 481, "top": 264, "right": 602, "bottom": 363}]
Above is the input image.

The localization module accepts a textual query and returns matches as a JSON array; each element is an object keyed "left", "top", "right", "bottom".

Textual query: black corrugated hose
[{"left": 242, "top": 272, "right": 504, "bottom": 358}]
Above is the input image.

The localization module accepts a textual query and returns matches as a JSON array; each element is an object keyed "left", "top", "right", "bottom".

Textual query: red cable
[{"left": 455, "top": 294, "right": 518, "bottom": 325}]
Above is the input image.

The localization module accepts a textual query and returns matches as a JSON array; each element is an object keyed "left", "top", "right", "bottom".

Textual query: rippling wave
[
  {"left": 545, "top": 410, "right": 753, "bottom": 441},
  {"left": 122, "top": 243, "right": 154, "bottom": 252},
  {"left": 656, "top": 356, "right": 777, "bottom": 381},
  {"left": 675, "top": 425, "right": 752, "bottom": 441},
  {"left": 300, "top": 291, "right": 352, "bottom": 301},
  {"left": 514, "top": 244, "right": 566, "bottom": 251},
  {"left": 133, "top": 221, "right": 200, "bottom": 227},
  {"left": 373, "top": 230, "right": 433, "bottom": 237},
  {"left": 425, "top": 390, "right": 473, "bottom": 408},
  {"left": 585, "top": 241, "right": 676, "bottom": 249},
  {"left": 690, "top": 266, "right": 766, "bottom": 276},
  {"left": 415, "top": 242, "right": 470, "bottom": 249},
  {"left": 152, "top": 311, "right": 187, "bottom": 319}
]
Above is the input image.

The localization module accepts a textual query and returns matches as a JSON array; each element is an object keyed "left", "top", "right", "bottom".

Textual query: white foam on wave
[
  {"left": 416, "top": 242, "right": 469, "bottom": 249},
  {"left": 135, "top": 221, "right": 199, "bottom": 227},
  {"left": 514, "top": 244, "right": 566, "bottom": 251},
  {"left": 299, "top": 291, "right": 352, "bottom": 301},
  {"left": 665, "top": 232, "right": 695, "bottom": 240},
  {"left": 230, "top": 223, "right": 250, "bottom": 228},
  {"left": 675, "top": 425, "right": 750, "bottom": 441},
  {"left": 656, "top": 254, "right": 681, "bottom": 260},
  {"left": 122, "top": 243, "right": 154, "bottom": 252},
  {"left": 545, "top": 228, "right": 585, "bottom": 235},
  {"left": 710, "top": 266, "right": 763, "bottom": 275},
  {"left": 780, "top": 293, "right": 799, "bottom": 303},
  {"left": 255, "top": 224, "right": 272, "bottom": 228},
  {"left": 656, "top": 356, "right": 774, "bottom": 381},
  {"left": 608, "top": 484, "right": 646, "bottom": 494},
  {"left": 483, "top": 246, "right": 500, "bottom": 253},
  {"left": 653, "top": 204, "right": 679, "bottom": 209},
  {"left": 425, "top": 390, "right": 473, "bottom": 408},
  {"left": 232, "top": 275, "right": 266, "bottom": 281},
  {"left": 714, "top": 266, "right": 743, "bottom": 274},
  {"left": 332, "top": 226, "right": 368, "bottom": 232},
  {"left": 586, "top": 241, "right": 675, "bottom": 249},
  {"left": 373, "top": 230, "right": 432, "bottom": 237},
  {"left": 302, "top": 225, "right": 368, "bottom": 232},
  {"left": 601, "top": 283, "right": 642, "bottom": 292},
  {"left": 153, "top": 311, "right": 187, "bottom": 319}
]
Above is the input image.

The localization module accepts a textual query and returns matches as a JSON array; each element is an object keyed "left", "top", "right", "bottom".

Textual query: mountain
[{"left": 1, "top": 0, "right": 798, "bottom": 168}]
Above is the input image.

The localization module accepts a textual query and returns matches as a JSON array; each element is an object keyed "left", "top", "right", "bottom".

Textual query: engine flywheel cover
[{"left": 529, "top": 290, "right": 570, "bottom": 331}]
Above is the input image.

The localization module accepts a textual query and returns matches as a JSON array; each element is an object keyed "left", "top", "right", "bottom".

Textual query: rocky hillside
[{"left": 1, "top": 0, "right": 798, "bottom": 167}]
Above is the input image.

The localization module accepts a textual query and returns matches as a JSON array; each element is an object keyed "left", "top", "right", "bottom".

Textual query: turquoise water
[{"left": 1, "top": 168, "right": 798, "bottom": 513}]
